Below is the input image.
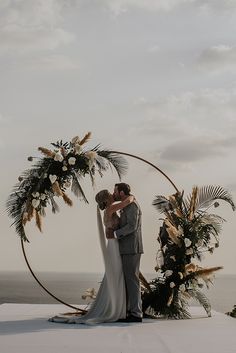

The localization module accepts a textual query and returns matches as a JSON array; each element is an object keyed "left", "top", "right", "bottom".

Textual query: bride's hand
[
  {"left": 106, "top": 228, "right": 114, "bottom": 239},
  {"left": 127, "top": 195, "right": 135, "bottom": 203}
]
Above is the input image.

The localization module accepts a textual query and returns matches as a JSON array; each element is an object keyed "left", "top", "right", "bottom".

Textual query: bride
[{"left": 49, "top": 189, "right": 134, "bottom": 324}]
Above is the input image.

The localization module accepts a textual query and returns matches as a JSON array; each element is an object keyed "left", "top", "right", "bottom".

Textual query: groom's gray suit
[{"left": 115, "top": 201, "right": 143, "bottom": 318}]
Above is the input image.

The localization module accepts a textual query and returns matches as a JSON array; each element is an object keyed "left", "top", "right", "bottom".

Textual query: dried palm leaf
[
  {"left": 185, "top": 185, "right": 235, "bottom": 212},
  {"left": 89, "top": 169, "right": 95, "bottom": 188},
  {"left": 188, "top": 289, "right": 211, "bottom": 317},
  {"left": 96, "top": 149, "right": 128, "bottom": 180},
  {"left": 71, "top": 173, "right": 89, "bottom": 203},
  {"left": 39, "top": 207, "right": 46, "bottom": 217},
  {"left": 49, "top": 195, "right": 60, "bottom": 213},
  {"left": 200, "top": 213, "right": 225, "bottom": 234},
  {"left": 152, "top": 195, "right": 171, "bottom": 213}
]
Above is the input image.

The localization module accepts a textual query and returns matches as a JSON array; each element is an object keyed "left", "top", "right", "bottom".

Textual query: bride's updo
[{"left": 95, "top": 189, "right": 110, "bottom": 210}]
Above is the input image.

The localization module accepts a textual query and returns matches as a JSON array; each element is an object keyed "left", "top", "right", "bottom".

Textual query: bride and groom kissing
[{"left": 50, "top": 182, "right": 144, "bottom": 324}]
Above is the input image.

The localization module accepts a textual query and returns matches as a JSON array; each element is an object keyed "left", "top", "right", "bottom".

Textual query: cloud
[
  {"left": 226, "top": 183, "right": 236, "bottom": 192},
  {"left": 147, "top": 45, "right": 160, "bottom": 53},
  {"left": 27, "top": 54, "right": 80, "bottom": 71},
  {"left": 197, "top": 45, "right": 236, "bottom": 74},
  {"left": 197, "top": 0, "right": 236, "bottom": 11},
  {"left": 133, "top": 89, "right": 236, "bottom": 141},
  {"left": 160, "top": 136, "right": 236, "bottom": 163},
  {"left": 103, "top": 0, "right": 236, "bottom": 15},
  {"left": 0, "top": 113, "right": 8, "bottom": 149},
  {"left": 105, "top": 0, "right": 190, "bottom": 15},
  {"left": 0, "top": 0, "right": 75, "bottom": 54},
  {"left": 148, "top": 135, "right": 236, "bottom": 175},
  {"left": 129, "top": 88, "right": 236, "bottom": 172}
]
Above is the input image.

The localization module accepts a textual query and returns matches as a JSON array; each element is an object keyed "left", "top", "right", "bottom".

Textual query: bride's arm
[{"left": 107, "top": 195, "right": 134, "bottom": 215}]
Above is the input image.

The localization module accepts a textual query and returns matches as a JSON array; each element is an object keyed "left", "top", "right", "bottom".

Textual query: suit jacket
[{"left": 115, "top": 201, "right": 143, "bottom": 255}]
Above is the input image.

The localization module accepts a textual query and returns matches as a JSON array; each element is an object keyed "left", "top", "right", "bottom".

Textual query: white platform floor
[{"left": 0, "top": 304, "right": 236, "bottom": 353}]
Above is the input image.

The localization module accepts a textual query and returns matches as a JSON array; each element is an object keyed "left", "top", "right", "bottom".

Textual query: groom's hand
[{"left": 106, "top": 228, "right": 114, "bottom": 239}]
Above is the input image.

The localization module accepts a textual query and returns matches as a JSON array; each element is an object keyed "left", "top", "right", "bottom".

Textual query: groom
[{"left": 106, "top": 182, "right": 143, "bottom": 322}]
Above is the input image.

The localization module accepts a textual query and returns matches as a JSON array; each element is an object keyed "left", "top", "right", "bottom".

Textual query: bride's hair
[{"left": 95, "top": 189, "right": 110, "bottom": 210}]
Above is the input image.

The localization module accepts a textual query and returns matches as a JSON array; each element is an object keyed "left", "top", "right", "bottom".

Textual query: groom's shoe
[
  {"left": 117, "top": 315, "right": 142, "bottom": 323},
  {"left": 126, "top": 315, "right": 142, "bottom": 323}
]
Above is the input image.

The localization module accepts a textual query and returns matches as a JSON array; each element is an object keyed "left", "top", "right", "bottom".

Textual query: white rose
[
  {"left": 62, "top": 166, "right": 68, "bottom": 171},
  {"left": 170, "top": 282, "right": 176, "bottom": 288},
  {"left": 32, "top": 199, "right": 40, "bottom": 208},
  {"left": 178, "top": 272, "right": 184, "bottom": 279},
  {"left": 49, "top": 174, "right": 57, "bottom": 184},
  {"left": 165, "top": 270, "right": 173, "bottom": 277},
  {"left": 32, "top": 192, "right": 40, "bottom": 198},
  {"left": 64, "top": 181, "right": 71, "bottom": 188},
  {"left": 179, "top": 284, "right": 186, "bottom": 292},
  {"left": 184, "top": 238, "right": 192, "bottom": 248},
  {"left": 68, "top": 157, "right": 76, "bottom": 165},
  {"left": 162, "top": 244, "right": 168, "bottom": 253},
  {"left": 54, "top": 152, "right": 64, "bottom": 162},
  {"left": 40, "top": 194, "right": 46, "bottom": 200},
  {"left": 156, "top": 249, "right": 164, "bottom": 268},
  {"left": 186, "top": 248, "right": 194, "bottom": 255},
  {"left": 81, "top": 288, "right": 96, "bottom": 300}
]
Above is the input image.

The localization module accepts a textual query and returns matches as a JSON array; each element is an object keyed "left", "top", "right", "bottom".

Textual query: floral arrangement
[
  {"left": 142, "top": 186, "right": 235, "bottom": 319},
  {"left": 6, "top": 132, "right": 127, "bottom": 242},
  {"left": 6, "top": 136, "right": 235, "bottom": 319},
  {"left": 226, "top": 305, "right": 236, "bottom": 318},
  {"left": 81, "top": 288, "right": 97, "bottom": 300}
]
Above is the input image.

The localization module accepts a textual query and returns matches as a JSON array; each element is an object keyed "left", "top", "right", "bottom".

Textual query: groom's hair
[{"left": 115, "top": 183, "right": 131, "bottom": 195}]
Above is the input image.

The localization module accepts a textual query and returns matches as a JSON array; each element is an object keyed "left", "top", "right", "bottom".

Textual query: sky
[{"left": 0, "top": 0, "right": 236, "bottom": 277}]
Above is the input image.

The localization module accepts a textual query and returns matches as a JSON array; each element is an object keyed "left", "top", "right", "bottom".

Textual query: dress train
[{"left": 49, "top": 207, "right": 126, "bottom": 324}]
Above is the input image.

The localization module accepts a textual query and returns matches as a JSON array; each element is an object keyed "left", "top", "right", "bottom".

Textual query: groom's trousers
[{"left": 121, "top": 254, "right": 142, "bottom": 318}]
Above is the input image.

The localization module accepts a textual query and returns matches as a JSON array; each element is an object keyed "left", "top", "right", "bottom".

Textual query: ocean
[{"left": 0, "top": 271, "right": 235, "bottom": 314}]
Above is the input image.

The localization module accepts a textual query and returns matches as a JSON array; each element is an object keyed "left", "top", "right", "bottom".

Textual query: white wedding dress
[{"left": 49, "top": 207, "right": 126, "bottom": 324}]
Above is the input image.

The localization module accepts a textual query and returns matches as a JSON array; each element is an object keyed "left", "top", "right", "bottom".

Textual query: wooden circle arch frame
[{"left": 21, "top": 151, "right": 179, "bottom": 312}]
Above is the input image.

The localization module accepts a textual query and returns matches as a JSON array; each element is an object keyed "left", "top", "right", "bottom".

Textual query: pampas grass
[
  {"left": 62, "top": 193, "right": 73, "bottom": 206},
  {"left": 79, "top": 132, "right": 91, "bottom": 146},
  {"left": 35, "top": 210, "right": 42, "bottom": 232},
  {"left": 38, "top": 147, "right": 55, "bottom": 158}
]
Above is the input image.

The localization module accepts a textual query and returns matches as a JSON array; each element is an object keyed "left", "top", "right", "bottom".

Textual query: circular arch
[{"left": 21, "top": 151, "right": 179, "bottom": 311}]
